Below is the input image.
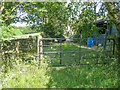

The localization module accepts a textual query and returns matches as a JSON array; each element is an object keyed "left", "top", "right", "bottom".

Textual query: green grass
[
  {"left": 1, "top": 60, "right": 118, "bottom": 88},
  {"left": 0, "top": 41, "right": 118, "bottom": 88}
]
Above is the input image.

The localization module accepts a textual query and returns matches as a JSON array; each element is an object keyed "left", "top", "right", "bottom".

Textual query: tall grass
[{"left": 0, "top": 59, "right": 50, "bottom": 88}]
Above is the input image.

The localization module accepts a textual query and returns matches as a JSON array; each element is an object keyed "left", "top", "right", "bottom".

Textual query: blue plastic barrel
[{"left": 87, "top": 38, "right": 93, "bottom": 47}]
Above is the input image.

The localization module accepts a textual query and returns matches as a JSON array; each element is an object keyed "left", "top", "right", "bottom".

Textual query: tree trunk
[
  {"left": 104, "top": 2, "right": 120, "bottom": 83},
  {"left": 104, "top": 2, "right": 120, "bottom": 61}
]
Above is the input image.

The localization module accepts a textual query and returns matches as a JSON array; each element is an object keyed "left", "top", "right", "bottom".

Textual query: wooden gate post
[
  {"left": 39, "top": 37, "right": 43, "bottom": 66},
  {"left": 36, "top": 35, "right": 43, "bottom": 66},
  {"left": 36, "top": 35, "right": 39, "bottom": 63}
]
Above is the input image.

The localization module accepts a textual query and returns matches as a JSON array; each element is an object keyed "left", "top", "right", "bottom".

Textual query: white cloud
[
  {"left": 10, "top": 22, "right": 28, "bottom": 27},
  {"left": 96, "top": 2, "right": 102, "bottom": 13}
]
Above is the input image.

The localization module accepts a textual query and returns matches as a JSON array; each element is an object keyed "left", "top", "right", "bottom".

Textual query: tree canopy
[{"left": 0, "top": 1, "right": 120, "bottom": 38}]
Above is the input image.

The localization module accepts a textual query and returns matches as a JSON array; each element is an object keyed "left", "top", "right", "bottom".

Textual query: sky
[{"left": 10, "top": 1, "right": 102, "bottom": 27}]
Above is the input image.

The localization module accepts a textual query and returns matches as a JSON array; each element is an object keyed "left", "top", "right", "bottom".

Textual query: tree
[
  {"left": 66, "top": 1, "right": 120, "bottom": 62},
  {"left": 104, "top": 2, "right": 120, "bottom": 32},
  {"left": 1, "top": 1, "right": 120, "bottom": 61},
  {"left": 0, "top": 2, "right": 26, "bottom": 38}
]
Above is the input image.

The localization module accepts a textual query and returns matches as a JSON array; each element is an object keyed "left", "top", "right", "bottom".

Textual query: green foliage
[
  {"left": 40, "top": 23, "right": 65, "bottom": 38},
  {"left": 0, "top": 26, "right": 23, "bottom": 39},
  {"left": 0, "top": 2, "right": 23, "bottom": 39},
  {"left": 0, "top": 2, "right": 117, "bottom": 39},
  {"left": 30, "top": 2, "right": 67, "bottom": 38},
  {"left": 12, "top": 26, "right": 35, "bottom": 34},
  {"left": 0, "top": 2, "right": 108, "bottom": 38},
  {"left": 12, "top": 28, "right": 23, "bottom": 36},
  {"left": 67, "top": 2, "right": 99, "bottom": 38}
]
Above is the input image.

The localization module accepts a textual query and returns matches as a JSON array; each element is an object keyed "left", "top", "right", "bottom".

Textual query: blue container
[{"left": 87, "top": 38, "right": 93, "bottom": 47}]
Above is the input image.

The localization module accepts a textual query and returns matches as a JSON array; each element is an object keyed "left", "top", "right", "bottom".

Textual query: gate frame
[{"left": 38, "top": 37, "right": 115, "bottom": 67}]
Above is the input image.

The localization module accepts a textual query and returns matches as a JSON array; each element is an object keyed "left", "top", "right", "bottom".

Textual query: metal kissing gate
[{"left": 37, "top": 38, "right": 115, "bottom": 66}]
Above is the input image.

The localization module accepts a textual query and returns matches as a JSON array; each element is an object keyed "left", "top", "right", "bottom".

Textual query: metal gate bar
[
  {"left": 39, "top": 50, "right": 112, "bottom": 54},
  {"left": 60, "top": 39, "right": 62, "bottom": 65}
]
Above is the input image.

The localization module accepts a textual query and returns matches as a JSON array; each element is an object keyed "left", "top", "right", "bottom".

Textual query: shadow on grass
[{"left": 46, "top": 61, "right": 118, "bottom": 88}]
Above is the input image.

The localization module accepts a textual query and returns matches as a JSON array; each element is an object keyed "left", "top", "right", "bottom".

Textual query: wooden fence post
[
  {"left": 1, "top": 41, "right": 7, "bottom": 72},
  {"left": 0, "top": 42, "right": 2, "bottom": 68},
  {"left": 1, "top": 42, "right": 5, "bottom": 62},
  {"left": 15, "top": 41, "right": 19, "bottom": 58}
]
